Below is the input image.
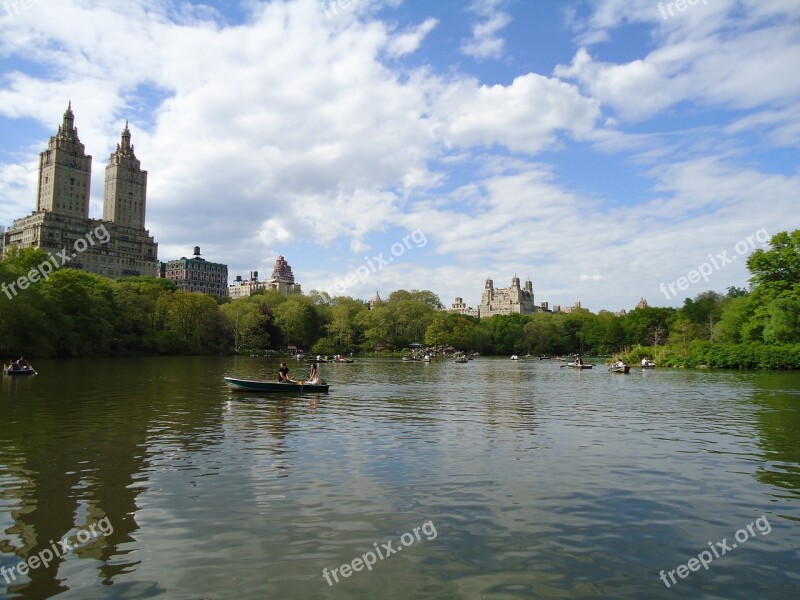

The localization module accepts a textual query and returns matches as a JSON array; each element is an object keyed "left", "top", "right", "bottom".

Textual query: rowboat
[
  {"left": 565, "top": 362, "right": 593, "bottom": 369},
  {"left": 224, "top": 377, "right": 330, "bottom": 392},
  {"left": 609, "top": 365, "right": 631, "bottom": 374},
  {"left": 3, "top": 366, "right": 36, "bottom": 376}
]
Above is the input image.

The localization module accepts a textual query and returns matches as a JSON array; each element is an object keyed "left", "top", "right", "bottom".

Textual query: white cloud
[
  {"left": 435, "top": 74, "right": 601, "bottom": 154},
  {"left": 558, "top": 0, "right": 800, "bottom": 122},
  {"left": 385, "top": 17, "right": 438, "bottom": 57},
  {"left": 0, "top": 0, "right": 797, "bottom": 313},
  {"left": 460, "top": 0, "right": 511, "bottom": 60}
]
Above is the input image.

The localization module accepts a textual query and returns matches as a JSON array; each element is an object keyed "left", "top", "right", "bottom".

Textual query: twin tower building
[{"left": 1, "top": 103, "right": 159, "bottom": 277}]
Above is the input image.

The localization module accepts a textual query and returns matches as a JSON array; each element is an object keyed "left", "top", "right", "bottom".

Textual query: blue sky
[{"left": 1, "top": 0, "right": 798, "bottom": 311}]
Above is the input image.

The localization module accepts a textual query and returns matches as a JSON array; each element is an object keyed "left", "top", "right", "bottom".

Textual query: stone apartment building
[{"left": 2, "top": 103, "right": 159, "bottom": 278}]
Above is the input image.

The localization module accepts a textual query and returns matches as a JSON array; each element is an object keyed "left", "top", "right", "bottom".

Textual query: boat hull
[
  {"left": 3, "top": 368, "right": 35, "bottom": 376},
  {"left": 224, "top": 377, "right": 330, "bottom": 393},
  {"left": 566, "top": 363, "right": 593, "bottom": 369},
  {"left": 609, "top": 366, "right": 631, "bottom": 374}
]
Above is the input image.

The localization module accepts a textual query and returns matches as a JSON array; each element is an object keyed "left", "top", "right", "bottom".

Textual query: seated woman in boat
[
  {"left": 575, "top": 356, "right": 583, "bottom": 366},
  {"left": 278, "top": 362, "right": 291, "bottom": 382},
  {"left": 307, "top": 363, "right": 320, "bottom": 385}
]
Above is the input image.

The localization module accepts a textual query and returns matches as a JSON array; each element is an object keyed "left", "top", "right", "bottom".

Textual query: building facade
[
  {"left": 2, "top": 104, "right": 159, "bottom": 278},
  {"left": 479, "top": 276, "right": 536, "bottom": 318},
  {"left": 162, "top": 247, "right": 228, "bottom": 297},
  {"left": 229, "top": 255, "right": 301, "bottom": 299},
  {"left": 448, "top": 296, "right": 480, "bottom": 317}
]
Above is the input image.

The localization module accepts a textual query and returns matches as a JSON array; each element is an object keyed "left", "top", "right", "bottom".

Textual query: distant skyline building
[
  {"left": 2, "top": 103, "right": 159, "bottom": 278},
  {"left": 229, "top": 255, "right": 301, "bottom": 299},
  {"left": 448, "top": 296, "right": 480, "bottom": 317},
  {"left": 479, "top": 276, "right": 537, "bottom": 318},
  {"left": 367, "top": 291, "right": 383, "bottom": 310},
  {"left": 559, "top": 301, "right": 584, "bottom": 314},
  {"left": 162, "top": 246, "right": 228, "bottom": 297}
]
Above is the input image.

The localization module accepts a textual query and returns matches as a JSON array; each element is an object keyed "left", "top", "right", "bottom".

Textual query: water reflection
[{"left": 0, "top": 357, "right": 798, "bottom": 598}]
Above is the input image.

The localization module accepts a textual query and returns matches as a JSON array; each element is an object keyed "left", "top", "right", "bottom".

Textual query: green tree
[
  {"left": 747, "top": 230, "right": 800, "bottom": 294},
  {"left": 42, "top": 269, "right": 117, "bottom": 356},
  {"left": 273, "top": 296, "right": 320, "bottom": 349},
  {"left": 164, "top": 290, "right": 221, "bottom": 353},
  {"left": 762, "top": 294, "right": 800, "bottom": 344}
]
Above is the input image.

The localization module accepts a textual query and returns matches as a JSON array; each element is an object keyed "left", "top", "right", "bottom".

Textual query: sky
[{"left": 0, "top": 0, "right": 798, "bottom": 312}]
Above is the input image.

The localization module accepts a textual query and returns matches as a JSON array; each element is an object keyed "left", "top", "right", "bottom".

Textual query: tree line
[{"left": 1, "top": 230, "right": 797, "bottom": 367}]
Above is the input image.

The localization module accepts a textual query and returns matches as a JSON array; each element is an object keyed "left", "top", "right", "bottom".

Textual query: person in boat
[
  {"left": 642, "top": 357, "right": 652, "bottom": 366},
  {"left": 278, "top": 362, "right": 291, "bottom": 382},
  {"left": 574, "top": 356, "right": 582, "bottom": 366},
  {"left": 3, "top": 360, "right": 13, "bottom": 372},
  {"left": 307, "top": 363, "right": 320, "bottom": 385},
  {"left": 17, "top": 357, "right": 30, "bottom": 369}
]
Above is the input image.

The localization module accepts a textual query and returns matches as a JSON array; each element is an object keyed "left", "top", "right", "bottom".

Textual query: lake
[{"left": 1, "top": 356, "right": 798, "bottom": 599}]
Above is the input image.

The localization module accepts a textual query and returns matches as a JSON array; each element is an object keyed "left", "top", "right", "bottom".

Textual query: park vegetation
[{"left": 1, "top": 230, "right": 798, "bottom": 368}]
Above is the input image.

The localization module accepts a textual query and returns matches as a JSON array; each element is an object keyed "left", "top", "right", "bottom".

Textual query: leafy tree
[
  {"left": 273, "top": 296, "right": 320, "bottom": 349},
  {"left": 762, "top": 293, "right": 800, "bottom": 344},
  {"left": 747, "top": 230, "right": 800, "bottom": 294},
  {"left": 220, "top": 300, "right": 259, "bottom": 352},
  {"left": 324, "top": 297, "right": 366, "bottom": 350},
  {"left": 41, "top": 269, "right": 117, "bottom": 356},
  {"left": 164, "top": 290, "right": 221, "bottom": 353},
  {"left": 713, "top": 296, "right": 750, "bottom": 343},
  {"left": 424, "top": 315, "right": 449, "bottom": 347}
]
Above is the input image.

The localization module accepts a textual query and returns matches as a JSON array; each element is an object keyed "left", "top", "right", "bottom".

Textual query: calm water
[{"left": 0, "top": 356, "right": 798, "bottom": 599}]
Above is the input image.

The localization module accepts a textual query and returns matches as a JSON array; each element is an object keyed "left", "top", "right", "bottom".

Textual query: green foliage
[
  {"left": 1, "top": 228, "right": 798, "bottom": 367},
  {"left": 747, "top": 230, "right": 800, "bottom": 293},
  {"left": 657, "top": 341, "right": 800, "bottom": 370}
]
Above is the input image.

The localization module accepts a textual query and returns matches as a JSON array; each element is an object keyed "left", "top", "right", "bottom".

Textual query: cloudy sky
[{"left": 1, "top": 0, "right": 798, "bottom": 311}]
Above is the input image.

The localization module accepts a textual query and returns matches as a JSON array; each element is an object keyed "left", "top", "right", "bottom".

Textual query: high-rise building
[
  {"left": 2, "top": 104, "right": 159, "bottom": 278},
  {"left": 35, "top": 101, "right": 92, "bottom": 219},
  {"left": 103, "top": 121, "right": 147, "bottom": 229}
]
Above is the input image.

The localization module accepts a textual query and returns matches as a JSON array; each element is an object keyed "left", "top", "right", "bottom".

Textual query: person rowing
[{"left": 278, "top": 362, "right": 292, "bottom": 383}]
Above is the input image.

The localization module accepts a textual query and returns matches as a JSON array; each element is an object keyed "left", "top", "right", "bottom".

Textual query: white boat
[{"left": 510, "top": 355, "right": 518, "bottom": 360}]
